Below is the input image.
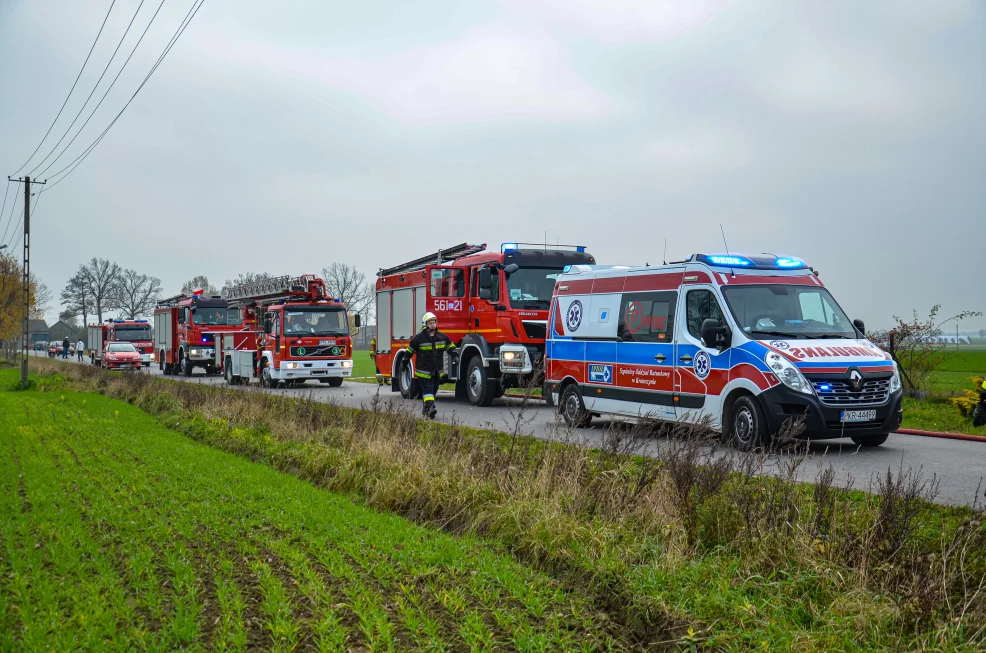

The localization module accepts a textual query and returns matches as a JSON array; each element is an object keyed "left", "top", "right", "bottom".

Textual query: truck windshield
[
  {"left": 193, "top": 308, "right": 234, "bottom": 325},
  {"left": 283, "top": 308, "right": 349, "bottom": 336},
  {"left": 506, "top": 267, "right": 563, "bottom": 309},
  {"left": 113, "top": 326, "right": 151, "bottom": 341},
  {"left": 721, "top": 285, "right": 857, "bottom": 339}
]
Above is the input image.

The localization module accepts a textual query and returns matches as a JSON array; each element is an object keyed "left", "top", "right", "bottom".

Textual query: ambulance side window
[
  {"left": 685, "top": 290, "right": 725, "bottom": 340},
  {"left": 618, "top": 291, "right": 676, "bottom": 343}
]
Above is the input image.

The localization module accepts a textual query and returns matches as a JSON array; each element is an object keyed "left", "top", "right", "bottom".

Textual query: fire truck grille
[
  {"left": 290, "top": 345, "right": 347, "bottom": 357},
  {"left": 812, "top": 378, "right": 891, "bottom": 406}
]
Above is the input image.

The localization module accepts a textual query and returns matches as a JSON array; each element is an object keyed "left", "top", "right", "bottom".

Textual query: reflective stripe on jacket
[{"left": 406, "top": 330, "right": 455, "bottom": 378}]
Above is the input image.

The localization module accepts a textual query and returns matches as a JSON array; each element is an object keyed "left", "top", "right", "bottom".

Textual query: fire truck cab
[
  {"left": 88, "top": 318, "right": 155, "bottom": 367},
  {"left": 217, "top": 274, "right": 360, "bottom": 388},
  {"left": 375, "top": 242, "right": 595, "bottom": 405},
  {"left": 546, "top": 253, "right": 904, "bottom": 448},
  {"left": 154, "top": 292, "right": 241, "bottom": 376}
]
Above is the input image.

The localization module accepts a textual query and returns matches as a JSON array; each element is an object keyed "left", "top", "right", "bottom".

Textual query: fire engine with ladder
[
  {"left": 154, "top": 292, "right": 241, "bottom": 376},
  {"left": 217, "top": 274, "right": 361, "bottom": 388},
  {"left": 375, "top": 242, "right": 595, "bottom": 405}
]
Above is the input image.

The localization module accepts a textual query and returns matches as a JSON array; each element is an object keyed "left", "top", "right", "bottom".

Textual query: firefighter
[
  {"left": 405, "top": 312, "right": 454, "bottom": 418},
  {"left": 369, "top": 336, "right": 386, "bottom": 385}
]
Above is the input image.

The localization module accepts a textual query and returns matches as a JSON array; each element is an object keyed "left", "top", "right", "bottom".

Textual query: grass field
[
  {"left": 12, "top": 359, "right": 986, "bottom": 650},
  {"left": 926, "top": 349, "right": 986, "bottom": 395},
  {"left": 0, "top": 370, "right": 627, "bottom": 651}
]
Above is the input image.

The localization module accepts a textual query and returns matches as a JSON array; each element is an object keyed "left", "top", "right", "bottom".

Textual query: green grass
[
  {"left": 926, "top": 349, "right": 986, "bottom": 395},
  {"left": 21, "top": 359, "right": 986, "bottom": 651},
  {"left": 0, "top": 370, "right": 626, "bottom": 651},
  {"left": 901, "top": 396, "right": 986, "bottom": 436}
]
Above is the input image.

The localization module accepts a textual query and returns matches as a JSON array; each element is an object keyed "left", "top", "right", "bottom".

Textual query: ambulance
[{"left": 544, "top": 253, "right": 903, "bottom": 448}]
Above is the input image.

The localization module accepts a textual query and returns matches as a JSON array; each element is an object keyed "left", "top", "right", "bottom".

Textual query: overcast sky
[{"left": 1, "top": 0, "right": 984, "bottom": 330}]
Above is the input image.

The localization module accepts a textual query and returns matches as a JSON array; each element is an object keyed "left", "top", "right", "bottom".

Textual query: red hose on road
[{"left": 896, "top": 428, "right": 986, "bottom": 443}]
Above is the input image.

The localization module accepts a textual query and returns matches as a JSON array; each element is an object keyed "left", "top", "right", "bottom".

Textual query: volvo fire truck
[
  {"left": 216, "top": 274, "right": 360, "bottom": 388},
  {"left": 87, "top": 318, "right": 155, "bottom": 367},
  {"left": 154, "top": 292, "right": 241, "bottom": 376},
  {"left": 375, "top": 242, "right": 595, "bottom": 405}
]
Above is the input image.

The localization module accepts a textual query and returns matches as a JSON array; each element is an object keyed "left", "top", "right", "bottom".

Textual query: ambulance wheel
[
  {"left": 559, "top": 384, "right": 591, "bottom": 428},
  {"left": 327, "top": 377, "right": 343, "bottom": 388},
  {"left": 465, "top": 357, "right": 496, "bottom": 407},
  {"left": 398, "top": 359, "right": 419, "bottom": 399},
  {"left": 727, "top": 395, "right": 770, "bottom": 450},
  {"left": 850, "top": 433, "right": 889, "bottom": 447},
  {"left": 260, "top": 360, "right": 279, "bottom": 389}
]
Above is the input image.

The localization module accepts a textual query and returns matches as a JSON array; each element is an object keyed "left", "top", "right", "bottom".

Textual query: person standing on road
[
  {"left": 405, "top": 312, "right": 454, "bottom": 419},
  {"left": 76, "top": 339, "right": 85, "bottom": 363},
  {"left": 62, "top": 337, "right": 70, "bottom": 360},
  {"left": 369, "top": 337, "right": 387, "bottom": 386}
]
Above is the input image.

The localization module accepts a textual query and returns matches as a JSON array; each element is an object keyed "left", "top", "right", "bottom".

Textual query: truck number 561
[{"left": 433, "top": 299, "right": 463, "bottom": 311}]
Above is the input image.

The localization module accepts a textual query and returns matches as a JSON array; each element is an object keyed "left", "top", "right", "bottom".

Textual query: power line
[
  {"left": 44, "top": 0, "right": 206, "bottom": 190},
  {"left": 26, "top": 0, "right": 148, "bottom": 177},
  {"left": 0, "top": 180, "right": 11, "bottom": 238},
  {"left": 11, "top": 0, "right": 117, "bottom": 176},
  {"left": 36, "top": 0, "right": 172, "bottom": 180},
  {"left": 0, "top": 188, "right": 21, "bottom": 248},
  {"left": 8, "top": 190, "right": 42, "bottom": 254}
]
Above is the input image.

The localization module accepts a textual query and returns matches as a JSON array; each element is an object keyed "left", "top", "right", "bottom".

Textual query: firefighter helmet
[{"left": 422, "top": 312, "right": 438, "bottom": 328}]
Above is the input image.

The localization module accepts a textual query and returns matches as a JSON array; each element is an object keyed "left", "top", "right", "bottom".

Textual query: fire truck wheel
[
  {"left": 727, "top": 395, "right": 770, "bottom": 450},
  {"left": 163, "top": 362, "right": 172, "bottom": 376},
  {"left": 181, "top": 355, "right": 193, "bottom": 377},
  {"left": 850, "top": 433, "right": 889, "bottom": 447},
  {"left": 327, "top": 377, "right": 343, "bottom": 388},
  {"left": 465, "top": 357, "right": 496, "bottom": 407},
  {"left": 559, "top": 384, "right": 592, "bottom": 428},
  {"left": 224, "top": 359, "right": 238, "bottom": 385},
  {"left": 397, "top": 359, "right": 419, "bottom": 399},
  {"left": 260, "top": 360, "right": 279, "bottom": 389}
]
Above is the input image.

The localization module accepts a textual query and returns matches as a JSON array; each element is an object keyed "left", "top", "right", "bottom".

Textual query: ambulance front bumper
[
  {"left": 275, "top": 359, "right": 353, "bottom": 379},
  {"left": 758, "top": 383, "right": 904, "bottom": 440}
]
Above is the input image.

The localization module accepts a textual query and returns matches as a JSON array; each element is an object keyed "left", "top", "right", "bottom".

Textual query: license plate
[
  {"left": 841, "top": 409, "right": 876, "bottom": 423},
  {"left": 319, "top": 340, "right": 336, "bottom": 346}
]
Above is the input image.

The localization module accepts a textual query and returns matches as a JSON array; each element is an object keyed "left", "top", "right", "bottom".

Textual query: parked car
[{"left": 100, "top": 342, "right": 142, "bottom": 370}]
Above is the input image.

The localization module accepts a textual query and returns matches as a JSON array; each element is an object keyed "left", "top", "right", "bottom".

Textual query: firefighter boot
[
  {"left": 428, "top": 403, "right": 438, "bottom": 419},
  {"left": 421, "top": 402, "right": 430, "bottom": 417}
]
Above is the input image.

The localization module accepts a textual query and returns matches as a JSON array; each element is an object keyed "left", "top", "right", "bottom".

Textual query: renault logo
[{"left": 849, "top": 369, "right": 863, "bottom": 391}]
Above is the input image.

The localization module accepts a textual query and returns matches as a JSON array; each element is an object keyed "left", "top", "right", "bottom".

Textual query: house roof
[{"left": 28, "top": 319, "right": 48, "bottom": 332}]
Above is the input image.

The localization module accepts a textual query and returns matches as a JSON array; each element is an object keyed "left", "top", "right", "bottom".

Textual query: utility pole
[{"left": 8, "top": 175, "right": 46, "bottom": 388}]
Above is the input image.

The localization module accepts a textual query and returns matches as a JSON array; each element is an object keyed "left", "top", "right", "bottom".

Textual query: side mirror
[
  {"left": 852, "top": 318, "right": 865, "bottom": 335},
  {"left": 354, "top": 314, "right": 362, "bottom": 328},
  {"left": 701, "top": 318, "right": 731, "bottom": 351},
  {"left": 478, "top": 267, "right": 492, "bottom": 299},
  {"left": 503, "top": 263, "right": 519, "bottom": 276},
  {"left": 263, "top": 316, "right": 272, "bottom": 334},
  {"left": 177, "top": 315, "right": 185, "bottom": 325}
]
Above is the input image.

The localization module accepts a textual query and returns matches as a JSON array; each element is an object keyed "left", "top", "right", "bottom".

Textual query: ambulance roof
[{"left": 560, "top": 253, "right": 813, "bottom": 280}]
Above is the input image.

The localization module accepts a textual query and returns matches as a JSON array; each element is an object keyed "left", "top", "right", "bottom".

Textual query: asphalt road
[{"left": 31, "top": 351, "right": 986, "bottom": 508}]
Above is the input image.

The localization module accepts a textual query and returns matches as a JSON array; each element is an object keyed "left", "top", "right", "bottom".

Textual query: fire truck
[
  {"left": 375, "top": 242, "right": 595, "bottom": 405},
  {"left": 87, "top": 318, "right": 155, "bottom": 367},
  {"left": 216, "top": 274, "right": 361, "bottom": 388},
  {"left": 154, "top": 292, "right": 241, "bottom": 376}
]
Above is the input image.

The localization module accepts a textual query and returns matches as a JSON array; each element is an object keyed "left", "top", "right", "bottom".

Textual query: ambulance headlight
[
  {"left": 765, "top": 352, "right": 812, "bottom": 395},
  {"left": 890, "top": 366, "right": 902, "bottom": 393}
]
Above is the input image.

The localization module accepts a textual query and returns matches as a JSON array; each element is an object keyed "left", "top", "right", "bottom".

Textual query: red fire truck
[
  {"left": 375, "top": 242, "right": 595, "bottom": 405},
  {"left": 216, "top": 274, "right": 361, "bottom": 388},
  {"left": 87, "top": 318, "right": 155, "bottom": 367},
  {"left": 154, "top": 292, "right": 242, "bottom": 376}
]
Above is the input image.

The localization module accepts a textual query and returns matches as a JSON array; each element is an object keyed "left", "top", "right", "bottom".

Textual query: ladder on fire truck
[
  {"left": 376, "top": 243, "right": 487, "bottom": 277},
  {"left": 221, "top": 274, "right": 328, "bottom": 306}
]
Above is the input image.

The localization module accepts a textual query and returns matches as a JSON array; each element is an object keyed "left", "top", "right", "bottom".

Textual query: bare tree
[
  {"left": 60, "top": 269, "right": 92, "bottom": 327},
  {"left": 322, "top": 263, "right": 374, "bottom": 321},
  {"left": 180, "top": 275, "right": 218, "bottom": 296},
  {"left": 61, "top": 258, "right": 121, "bottom": 324},
  {"left": 29, "top": 276, "right": 52, "bottom": 321},
  {"left": 223, "top": 272, "right": 274, "bottom": 289},
  {"left": 113, "top": 269, "right": 163, "bottom": 319}
]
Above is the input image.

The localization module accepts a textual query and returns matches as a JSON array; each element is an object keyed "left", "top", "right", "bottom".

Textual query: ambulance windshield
[
  {"left": 283, "top": 308, "right": 349, "bottom": 336},
  {"left": 721, "top": 285, "right": 857, "bottom": 339},
  {"left": 506, "top": 267, "right": 562, "bottom": 309}
]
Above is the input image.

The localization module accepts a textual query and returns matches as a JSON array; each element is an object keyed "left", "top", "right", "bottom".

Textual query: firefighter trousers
[{"left": 418, "top": 374, "right": 440, "bottom": 411}]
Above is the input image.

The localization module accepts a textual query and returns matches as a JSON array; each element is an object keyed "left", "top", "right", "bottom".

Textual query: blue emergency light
[
  {"left": 703, "top": 255, "right": 754, "bottom": 267},
  {"left": 576, "top": 246, "right": 586, "bottom": 253},
  {"left": 562, "top": 265, "right": 572, "bottom": 272},
  {"left": 775, "top": 257, "right": 804, "bottom": 268},
  {"left": 502, "top": 243, "right": 518, "bottom": 252}
]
